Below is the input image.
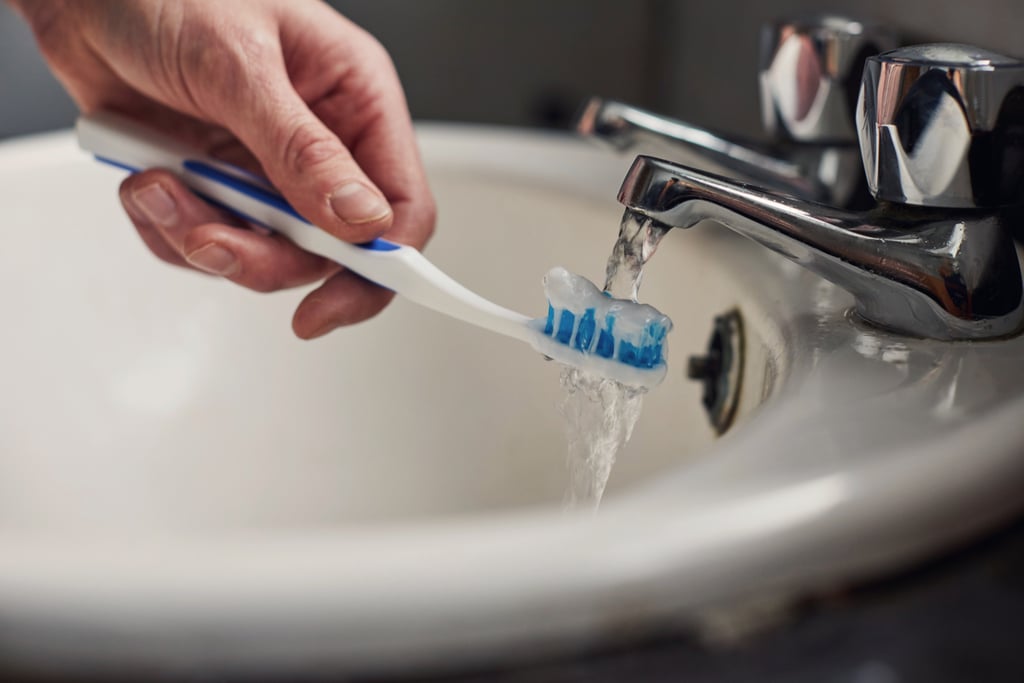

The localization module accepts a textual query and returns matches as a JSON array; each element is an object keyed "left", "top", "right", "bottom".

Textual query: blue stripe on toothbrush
[
  {"left": 95, "top": 155, "right": 140, "bottom": 174},
  {"left": 184, "top": 160, "right": 306, "bottom": 220},
  {"left": 95, "top": 158, "right": 255, "bottom": 230},
  {"left": 95, "top": 155, "right": 398, "bottom": 252},
  {"left": 182, "top": 159, "right": 400, "bottom": 252}
]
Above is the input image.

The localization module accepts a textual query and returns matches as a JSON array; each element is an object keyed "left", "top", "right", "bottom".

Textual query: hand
[{"left": 12, "top": 0, "right": 436, "bottom": 338}]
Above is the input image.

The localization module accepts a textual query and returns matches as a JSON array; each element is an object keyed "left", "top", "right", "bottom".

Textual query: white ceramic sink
[{"left": 1, "top": 125, "right": 1023, "bottom": 678}]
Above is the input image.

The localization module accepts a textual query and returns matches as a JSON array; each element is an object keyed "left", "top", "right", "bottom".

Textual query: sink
[{"left": 0, "top": 124, "right": 1022, "bottom": 678}]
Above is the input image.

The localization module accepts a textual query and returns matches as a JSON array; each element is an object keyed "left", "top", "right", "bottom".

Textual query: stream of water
[{"left": 560, "top": 212, "right": 670, "bottom": 510}]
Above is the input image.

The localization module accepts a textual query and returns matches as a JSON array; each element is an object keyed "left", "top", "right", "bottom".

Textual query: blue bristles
[
  {"left": 540, "top": 304, "right": 668, "bottom": 370},
  {"left": 595, "top": 325, "right": 615, "bottom": 359},
  {"left": 555, "top": 309, "right": 576, "bottom": 344},
  {"left": 574, "top": 308, "right": 596, "bottom": 351},
  {"left": 535, "top": 267, "right": 672, "bottom": 386}
]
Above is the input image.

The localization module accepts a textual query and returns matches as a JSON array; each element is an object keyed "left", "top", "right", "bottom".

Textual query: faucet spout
[
  {"left": 619, "top": 156, "right": 1024, "bottom": 340},
  {"left": 577, "top": 98, "right": 870, "bottom": 209}
]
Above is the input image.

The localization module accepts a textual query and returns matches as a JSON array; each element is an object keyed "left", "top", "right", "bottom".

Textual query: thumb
[{"left": 212, "top": 71, "right": 393, "bottom": 244}]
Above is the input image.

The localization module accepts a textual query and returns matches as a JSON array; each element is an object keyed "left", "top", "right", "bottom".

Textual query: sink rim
[{"left": 1, "top": 125, "right": 1024, "bottom": 677}]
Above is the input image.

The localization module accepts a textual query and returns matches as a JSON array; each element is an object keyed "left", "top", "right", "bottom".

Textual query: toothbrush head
[{"left": 530, "top": 267, "right": 672, "bottom": 389}]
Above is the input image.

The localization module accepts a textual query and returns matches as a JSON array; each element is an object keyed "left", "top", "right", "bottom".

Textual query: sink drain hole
[{"left": 688, "top": 309, "right": 744, "bottom": 435}]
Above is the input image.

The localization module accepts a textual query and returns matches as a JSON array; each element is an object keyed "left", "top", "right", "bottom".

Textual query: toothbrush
[{"left": 76, "top": 112, "right": 670, "bottom": 388}]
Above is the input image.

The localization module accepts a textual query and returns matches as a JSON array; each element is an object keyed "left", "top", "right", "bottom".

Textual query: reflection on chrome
[
  {"left": 577, "top": 16, "right": 898, "bottom": 209},
  {"left": 613, "top": 43, "right": 1024, "bottom": 341}
]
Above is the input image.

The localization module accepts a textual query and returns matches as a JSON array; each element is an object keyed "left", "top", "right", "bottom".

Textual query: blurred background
[{"left": 2, "top": 0, "right": 1023, "bottom": 141}]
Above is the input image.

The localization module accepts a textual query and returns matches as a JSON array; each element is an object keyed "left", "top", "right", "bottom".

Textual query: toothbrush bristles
[{"left": 532, "top": 267, "right": 673, "bottom": 389}]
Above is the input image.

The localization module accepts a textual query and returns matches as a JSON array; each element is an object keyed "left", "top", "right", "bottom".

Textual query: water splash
[
  {"left": 559, "top": 367, "right": 644, "bottom": 510},
  {"left": 560, "top": 211, "right": 670, "bottom": 510}
]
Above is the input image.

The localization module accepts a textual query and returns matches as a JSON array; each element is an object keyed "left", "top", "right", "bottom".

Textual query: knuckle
[
  {"left": 179, "top": 23, "right": 277, "bottom": 109},
  {"left": 281, "top": 122, "right": 344, "bottom": 176},
  {"left": 367, "top": 39, "right": 394, "bottom": 70},
  {"left": 233, "top": 29, "right": 278, "bottom": 65},
  {"left": 354, "top": 30, "right": 395, "bottom": 71},
  {"left": 219, "top": 32, "right": 277, "bottom": 88}
]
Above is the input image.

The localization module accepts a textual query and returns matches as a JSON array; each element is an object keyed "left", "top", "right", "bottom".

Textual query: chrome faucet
[
  {"left": 617, "top": 44, "right": 1024, "bottom": 341},
  {"left": 577, "top": 16, "right": 899, "bottom": 209}
]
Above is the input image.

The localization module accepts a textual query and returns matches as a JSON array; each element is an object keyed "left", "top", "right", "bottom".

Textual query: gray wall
[
  {"left": 330, "top": 0, "right": 661, "bottom": 127},
  {"left": 661, "top": 0, "right": 1024, "bottom": 140},
  {"left": 0, "top": 0, "right": 662, "bottom": 138},
  {"left": 0, "top": 2, "right": 78, "bottom": 138},
  {"left": 2, "top": 1, "right": 1023, "bottom": 140}
]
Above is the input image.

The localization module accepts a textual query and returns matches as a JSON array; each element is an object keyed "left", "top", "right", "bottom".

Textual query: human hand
[{"left": 12, "top": 0, "right": 436, "bottom": 337}]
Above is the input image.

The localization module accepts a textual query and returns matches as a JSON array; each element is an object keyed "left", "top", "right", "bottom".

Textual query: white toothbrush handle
[{"left": 76, "top": 112, "right": 533, "bottom": 340}]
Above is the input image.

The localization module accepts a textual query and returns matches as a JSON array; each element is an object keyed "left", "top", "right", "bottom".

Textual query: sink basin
[{"left": 1, "top": 124, "right": 1023, "bottom": 678}]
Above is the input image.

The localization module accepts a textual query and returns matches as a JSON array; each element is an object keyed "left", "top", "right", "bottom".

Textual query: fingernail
[
  {"left": 186, "top": 243, "right": 239, "bottom": 276},
  {"left": 330, "top": 182, "right": 391, "bottom": 225},
  {"left": 132, "top": 183, "right": 177, "bottom": 226}
]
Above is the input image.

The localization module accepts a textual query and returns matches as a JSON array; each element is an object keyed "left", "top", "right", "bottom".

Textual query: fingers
[
  {"left": 282, "top": 7, "right": 437, "bottom": 251},
  {"left": 192, "top": 6, "right": 438, "bottom": 333},
  {"left": 251, "top": 100, "right": 395, "bottom": 244},
  {"left": 188, "top": 40, "right": 395, "bottom": 248},
  {"left": 88, "top": 1, "right": 441, "bottom": 336},
  {"left": 121, "top": 168, "right": 393, "bottom": 337},
  {"left": 291, "top": 270, "right": 396, "bottom": 339},
  {"left": 119, "top": 169, "right": 335, "bottom": 291}
]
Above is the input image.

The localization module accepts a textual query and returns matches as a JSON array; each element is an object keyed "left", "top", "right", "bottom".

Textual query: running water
[
  {"left": 603, "top": 211, "right": 670, "bottom": 302},
  {"left": 559, "top": 211, "right": 670, "bottom": 510}
]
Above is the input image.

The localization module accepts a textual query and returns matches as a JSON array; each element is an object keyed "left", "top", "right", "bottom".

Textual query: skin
[{"left": 10, "top": 0, "right": 436, "bottom": 338}]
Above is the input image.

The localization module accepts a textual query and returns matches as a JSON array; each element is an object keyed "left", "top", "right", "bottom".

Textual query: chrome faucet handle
[
  {"left": 576, "top": 15, "right": 898, "bottom": 209},
  {"left": 759, "top": 16, "right": 899, "bottom": 143},
  {"left": 857, "top": 44, "right": 1024, "bottom": 208}
]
